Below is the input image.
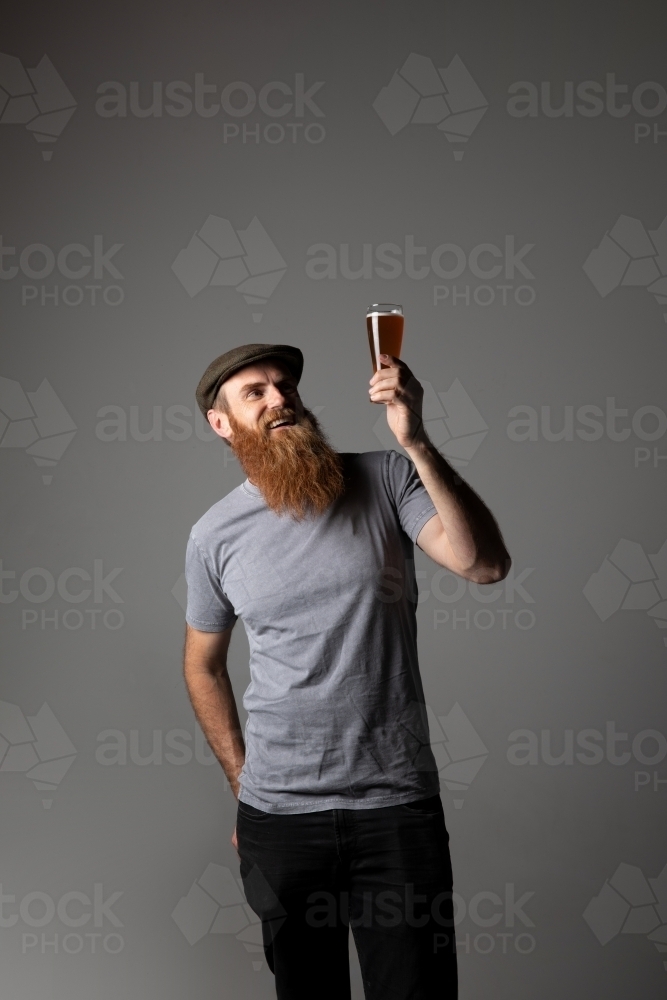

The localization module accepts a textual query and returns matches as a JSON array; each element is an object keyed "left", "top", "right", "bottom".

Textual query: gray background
[{"left": 2, "top": 0, "right": 666, "bottom": 997}]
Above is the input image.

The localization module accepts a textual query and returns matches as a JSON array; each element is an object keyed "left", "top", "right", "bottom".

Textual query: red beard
[{"left": 227, "top": 406, "right": 345, "bottom": 520}]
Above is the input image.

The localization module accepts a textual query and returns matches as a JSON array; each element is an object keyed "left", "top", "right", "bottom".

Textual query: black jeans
[{"left": 236, "top": 794, "right": 457, "bottom": 1000}]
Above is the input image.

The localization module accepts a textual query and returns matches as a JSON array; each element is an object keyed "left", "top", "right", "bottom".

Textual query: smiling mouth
[{"left": 267, "top": 417, "right": 295, "bottom": 431}]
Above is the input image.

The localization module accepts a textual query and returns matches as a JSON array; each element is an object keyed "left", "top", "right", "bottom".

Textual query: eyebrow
[{"left": 238, "top": 377, "right": 297, "bottom": 394}]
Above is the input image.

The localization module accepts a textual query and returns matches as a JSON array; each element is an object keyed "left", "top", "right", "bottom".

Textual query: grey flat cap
[{"left": 195, "top": 343, "right": 304, "bottom": 416}]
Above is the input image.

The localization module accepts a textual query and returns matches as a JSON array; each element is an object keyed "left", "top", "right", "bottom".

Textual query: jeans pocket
[
  {"left": 399, "top": 795, "right": 442, "bottom": 815},
  {"left": 237, "top": 799, "right": 270, "bottom": 819}
]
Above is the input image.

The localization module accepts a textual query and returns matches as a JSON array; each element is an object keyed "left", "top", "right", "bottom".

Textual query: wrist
[{"left": 402, "top": 427, "right": 431, "bottom": 455}]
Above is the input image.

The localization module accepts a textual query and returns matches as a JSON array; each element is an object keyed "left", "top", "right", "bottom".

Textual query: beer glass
[{"left": 366, "top": 304, "right": 404, "bottom": 372}]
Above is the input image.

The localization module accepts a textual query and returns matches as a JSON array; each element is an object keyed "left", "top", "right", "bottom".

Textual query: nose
[{"left": 265, "top": 383, "right": 289, "bottom": 410}]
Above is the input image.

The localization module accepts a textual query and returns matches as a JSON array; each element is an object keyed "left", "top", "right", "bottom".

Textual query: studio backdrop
[{"left": 1, "top": 1, "right": 666, "bottom": 997}]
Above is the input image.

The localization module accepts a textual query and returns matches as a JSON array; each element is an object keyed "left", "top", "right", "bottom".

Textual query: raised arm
[
  {"left": 410, "top": 448, "right": 510, "bottom": 583},
  {"left": 183, "top": 623, "right": 246, "bottom": 798},
  {"left": 369, "top": 354, "right": 511, "bottom": 583}
]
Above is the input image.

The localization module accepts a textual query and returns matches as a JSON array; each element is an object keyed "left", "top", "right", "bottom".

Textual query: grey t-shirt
[{"left": 185, "top": 449, "right": 441, "bottom": 814}]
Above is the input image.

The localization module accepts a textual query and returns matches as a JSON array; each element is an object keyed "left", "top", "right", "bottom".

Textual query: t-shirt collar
[{"left": 242, "top": 478, "right": 263, "bottom": 497}]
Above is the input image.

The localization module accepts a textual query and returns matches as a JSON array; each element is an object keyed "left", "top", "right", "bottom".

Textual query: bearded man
[{"left": 183, "top": 342, "right": 510, "bottom": 1000}]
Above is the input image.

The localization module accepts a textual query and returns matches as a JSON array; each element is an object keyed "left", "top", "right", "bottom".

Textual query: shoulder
[
  {"left": 340, "top": 451, "right": 411, "bottom": 503},
  {"left": 341, "top": 450, "right": 396, "bottom": 476},
  {"left": 189, "top": 483, "right": 249, "bottom": 542},
  {"left": 345, "top": 449, "right": 412, "bottom": 482}
]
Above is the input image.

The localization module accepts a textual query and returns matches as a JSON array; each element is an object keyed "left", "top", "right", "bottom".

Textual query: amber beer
[{"left": 366, "top": 304, "right": 404, "bottom": 372}]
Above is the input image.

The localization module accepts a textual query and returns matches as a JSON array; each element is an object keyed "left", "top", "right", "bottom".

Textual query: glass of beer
[{"left": 366, "top": 303, "right": 404, "bottom": 372}]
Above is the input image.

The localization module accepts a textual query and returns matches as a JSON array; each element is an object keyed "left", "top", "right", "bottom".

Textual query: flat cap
[{"left": 195, "top": 343, "right": 304, "bottom": 416}]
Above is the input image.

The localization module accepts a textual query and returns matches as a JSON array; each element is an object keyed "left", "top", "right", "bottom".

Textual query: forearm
[
  {"left": 405, "top": 432, "right": 509, "bottom": 580},
  {"left": 185, "top": 667, "right": 246, "bottom": 797}
]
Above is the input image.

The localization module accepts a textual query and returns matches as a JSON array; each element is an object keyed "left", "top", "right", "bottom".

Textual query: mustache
[{"left": 256, "top": 407, "right": 310, "bottom": 437}]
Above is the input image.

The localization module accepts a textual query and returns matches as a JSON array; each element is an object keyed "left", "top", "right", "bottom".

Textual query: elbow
[
  {"left": 467, "top": 551, "right": 511, "bottom": 585},
  {"left": 492, "top": 550, "right": 512, "bottom": 582}
]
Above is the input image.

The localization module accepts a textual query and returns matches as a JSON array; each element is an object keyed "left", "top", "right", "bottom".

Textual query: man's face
[
  {"left": 207, "top": 361, "right": 305, "bottom": 442},
  {"left": 205, "top": 358, "right": 344, "bottom": 519}
]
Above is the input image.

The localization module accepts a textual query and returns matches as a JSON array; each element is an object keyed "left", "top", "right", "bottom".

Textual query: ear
[{"left": 207, "top": 408, "right": 232, "bottom": 442}]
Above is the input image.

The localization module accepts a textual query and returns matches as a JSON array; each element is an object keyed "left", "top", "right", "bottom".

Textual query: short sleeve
[
  {"left": 383, "top": 450, "right": 437, "bottom": 543},
  {"left": 184, "top": 532, "right": 238, "bottom": 632}
]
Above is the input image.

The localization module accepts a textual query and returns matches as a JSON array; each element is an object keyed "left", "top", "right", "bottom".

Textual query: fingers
[
  {"left": 370, "top": 357, "right": 416, "bottom": 388},
  {"left": 370, "top": 355, "right": 399, "bottom": 381},
  {"left": 369, "top": 373, "right": 408, "bottom": 399},
  {"left": 369, "top": 373, "right": 400, "bottom": 393},
  {"left": 369, "top": 357, "right": 422, "bottom": 413},
  {"left": 370, "top": 375, "right": 400, "bottom": 391},
  {"left": 369, "top": 389, "right": 409, "bottom": 404},
  {"left": 370, "top": 372, "right": 403, "bottom": 392},
  {"left": 378, "top": 353, "right": 407, "bottom": 368}
]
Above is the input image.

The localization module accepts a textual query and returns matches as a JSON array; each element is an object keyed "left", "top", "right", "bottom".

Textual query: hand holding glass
[{"left": 366, "top": 304, "right": 404, "bottom": 373}]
